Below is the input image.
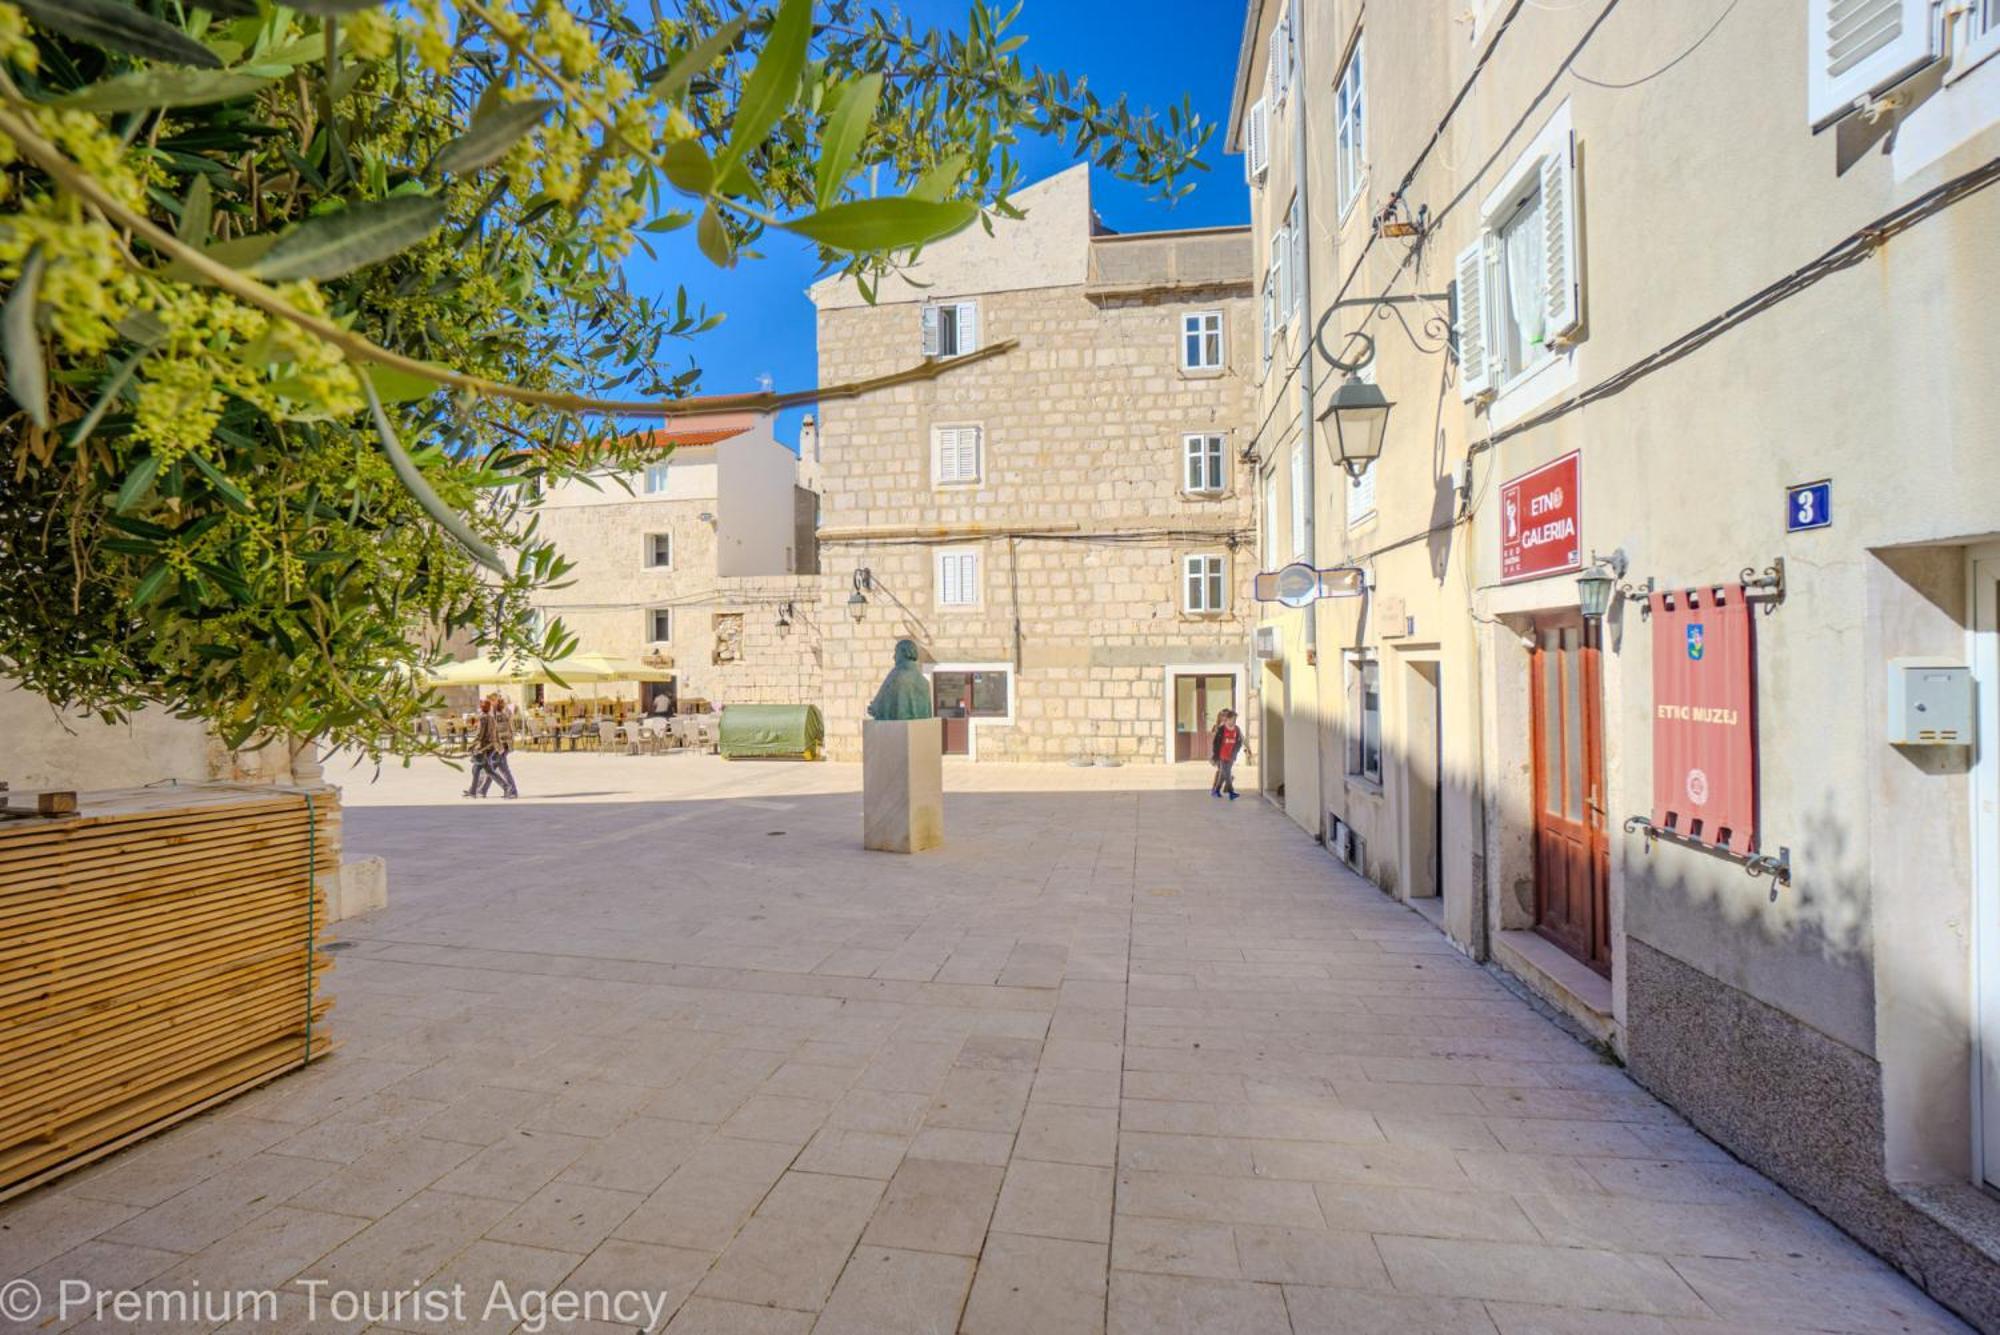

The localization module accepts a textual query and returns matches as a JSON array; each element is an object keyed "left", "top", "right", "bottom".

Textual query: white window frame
[
  {"left": 1183, "top": 553, "right": 1229, "bottom": 616},
  {"left": 1260, "top": 274, "right": 1276, "bottom": 373},
  {"left": 934, "top": 546, "right": 982, "bottom": 609},
  {"left": 1290, "top": 438, "right": 1308, "bottom": 561},
  {"left": 1954, "top": 0, "right": 2000, "bottom": 79},
  {"left": 1457, "top": 102, "right": 1581, "bottom": 423},
  {"left": 1263, "top": 470, "right": 1281, "bottom": 569},
  {"left": 1268, "top": 6, "right": 1294, "bottom": 106},
  {"left": 1271, "top": 229, "right": 1292, "bottom": 329},
  {"left": 1183, "top": 433, "right": 1227, "bottom": 495},
  {"left": 643, "top": 531, "right": 673, "bottom": 570},
  {"left": 1182, "top": 311, "right": 1224, "bottom": 372},
  {"left": 1244, "top": 97, "right": 1270, "bottom": 183},
  {"left": 932, "top": 423, "right": 983, "bottom": 487},
  {"left": 1286, "top": 194, "right": 1305, "bottom": 321},
  {"left": 643, "top": 462, "right": 672, "bottom": 494},
  {"left": 1335, "top": 36, "right": 1366, "bottom": 219},
  {"left": 1345, "top": 650, "right": 1382, "bottom": 785},
  {"left": 645, "top": 606, "right": 673, "bottom": 645},
  {"left": 922, "top": 300, "right": 980, "bottom": 358},
  {"left": 1808, "top": 0, "right": 1938, "bottom": 126}
]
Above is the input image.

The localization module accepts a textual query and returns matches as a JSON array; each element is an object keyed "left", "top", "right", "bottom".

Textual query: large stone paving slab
[{"left": 0, "top": 755, "right": 1969, "bottom": 1333}]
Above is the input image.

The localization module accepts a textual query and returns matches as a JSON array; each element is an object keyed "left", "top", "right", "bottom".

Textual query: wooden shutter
[
  {"left": 956, "top": 301, "right": 979, "bottom": 354},
  {"left": 1807, "top": 0, "right": 1935, "bottom": 126},
  {"left": 1541, "top": 130, "right": 1581, "bottom": 343},
  {"left": 921, "top": 303, "right": 941, "bottom": 356},
  {"left": 1454, "top": 235, "right": 1492, "bottom": 401}
]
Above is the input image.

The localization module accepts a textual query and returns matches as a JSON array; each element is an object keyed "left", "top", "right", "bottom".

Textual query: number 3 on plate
[{"left": 1787, "top": 481, "right": 1830, "bottom": 534}]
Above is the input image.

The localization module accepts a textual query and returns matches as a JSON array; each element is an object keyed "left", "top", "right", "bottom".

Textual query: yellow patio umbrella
[{"left": 423, "top": 651, "right": 672, "bottom": 687}]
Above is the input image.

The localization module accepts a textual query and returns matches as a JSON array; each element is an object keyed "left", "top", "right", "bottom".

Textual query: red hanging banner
[{"left": 1649, "top": 584, "right": 1758, "bottom": 852}]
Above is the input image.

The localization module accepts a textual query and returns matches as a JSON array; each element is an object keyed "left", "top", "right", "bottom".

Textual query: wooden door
[
  {"left": 1173, "top": 674, "right": 1235, "bottom": 762},
  {"left": 1530, "top": 622, "right": 1610, "bottom": 975},
  {"left": 934, "top": 673, "right": 972, "bottom": 755}
]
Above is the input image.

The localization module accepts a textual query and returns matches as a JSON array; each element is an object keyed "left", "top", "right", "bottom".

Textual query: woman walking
[{"left": 472, "top": 694, "right": 519, "bottom": 799}]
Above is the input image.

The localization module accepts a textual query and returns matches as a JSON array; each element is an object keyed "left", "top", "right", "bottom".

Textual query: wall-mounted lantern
[{"left": 847, "top": 568, "right": 872, "bottom": 623}]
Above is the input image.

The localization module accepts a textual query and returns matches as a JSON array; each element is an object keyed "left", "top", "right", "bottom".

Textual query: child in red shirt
[{"left": 1211, "top": 709, "right": 1247, "bottom": 800}]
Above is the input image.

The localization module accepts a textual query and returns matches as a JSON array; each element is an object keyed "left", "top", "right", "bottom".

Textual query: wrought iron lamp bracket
[
  {"left": 1312, "top": 292, "right": 1457, "bottom": 375},
  {"left": 1623, "top": 816, "right": 1791, "bottom": 901}
]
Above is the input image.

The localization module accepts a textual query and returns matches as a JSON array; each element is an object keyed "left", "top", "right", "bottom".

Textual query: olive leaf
[
  {"left": 814, "top": 73, "right": 881, "bottom": 209},
  {"left": 58, "top": 68, "right": 275, "bottom": 113},
  {"left": 696, "top": 204, "right": 735, "bottom": 267},
  {"left": 362, "top": 378, "right": 506, "bottom": 575},
  {"left": 249, "top": 196, "right": 446, "bottom": 282},
  {"left": 436, "top": 98, "right": 557, "bottom": 176},
  {"left": 650, "top": 14, "right": 750, "bottom": 99},
  {"left": 783, "top": 197, "right": 977, "bottom": 253},
  {"left": 715, "top": 0, "right": 812, "bottom": 178},
  {"left": 179, "top": 174, "right": 213, "bottom": 246},
  {"left": 3, "top": 244, "right": 48, "bottom": 429},
  {"left": 14, "top": 0, "right": 222, "bottom": 69}
]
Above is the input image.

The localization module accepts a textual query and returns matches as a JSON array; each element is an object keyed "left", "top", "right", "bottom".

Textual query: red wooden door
[{"left": 1530, "top": 622, "right": 1611, "bottom": 975}]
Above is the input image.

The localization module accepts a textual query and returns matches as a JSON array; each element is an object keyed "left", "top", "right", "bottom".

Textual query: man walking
[
  {"left": 475, "top": 694, "right": 520, "bottom": 799},
  {"left": 1211, "top": 708, "right": 1247, "bottom": 801}
]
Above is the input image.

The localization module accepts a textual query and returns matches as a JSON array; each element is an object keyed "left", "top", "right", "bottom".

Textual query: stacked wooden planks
[{"left": 0, "top": 784, "right": 334, "bottom": 1201}]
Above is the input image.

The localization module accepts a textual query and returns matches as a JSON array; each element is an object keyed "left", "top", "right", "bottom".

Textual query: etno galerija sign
[{"left": 1500, "top": 450, "right": 1581, "bottom": 583}]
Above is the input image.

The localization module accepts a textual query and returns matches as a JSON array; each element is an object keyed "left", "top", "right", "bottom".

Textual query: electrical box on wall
[{"left": 1886, "top": 658, "right": 1973, "bottom": 745}]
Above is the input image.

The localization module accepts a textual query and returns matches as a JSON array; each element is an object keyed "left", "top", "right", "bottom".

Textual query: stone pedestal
[{"left": 863, "top": 718, "right": 943, "bottom": 853}]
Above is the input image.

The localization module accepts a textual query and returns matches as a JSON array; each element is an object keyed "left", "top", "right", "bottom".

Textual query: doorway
[
  {"left": 1530, "top": 620, "right": 1610, "bottom": 975},
  {"left": 1973, "top": 549, "right": 2000, "bottom": 1186},
  {"left": 1405, "top": 660, "right": 1442, "bottom": 899},
  {"left": 1173, "top": 673, "right": 1236, "bottom": 762},
  {"left": 932, "top": 666, "right": 1009, "bottom": 758},
  {"left": 1262, "top": 661, "right": 1285, "bottom": 799}
]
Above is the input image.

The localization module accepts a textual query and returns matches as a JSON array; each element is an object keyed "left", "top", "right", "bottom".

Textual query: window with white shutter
[
  {"left": 1269, "top": 14, "right": 1291, "bottom": 104},
  {"left": 1807, "top": 0, "right": 1937, "bottom": 126},
  {"left": 1263, "top": 472, "right": 1281, "bottom": 568},
  {"left": 1953, "top": 0, "right": 2000, "bottom": 76},
  {"left": 1287, "top": 195, "right": 1305, "bottom": 321},
  {"left": 1289, "top": 440, "right": 1308, "bottom": 560},
  {"left": 924, "top": 301, "right": 979, "bottom": 357},
  {"left": 935, "top": 548, "right": 980, "bottom": 608},
  {"left": 1460, "top": 104, "right": 1583, "bottom": 402},
  {"left": 1454, "top": 236, "right": 1492, "bottom": 401},
  {"left": 1335, "top": 38, "right": 1366, "bottom": 217},
  {"left": 1260, "top": 274, "right": 1275, "bottom": 372},
  {"left": 1271, "top": 229, "right": 1291, "bottom": 327},
  {"left": 932, "top": 424, "right": 982, "bottom": 486},
  {"left": 1184, "top": 554, "right": 1228, "bottom": 615},
  {"left": 646, "top": 607, "right": 672, "bottom": 644},
  {"left": 644, "top": 532, "right": 673, "bottom": 568},
  {"left": 644, "top": 462, "right": 672, "bottom": 493},
  {"left": 1245, "top": 98, "right": 1270, "bottom": 183},
  {"left": 1183, "top": 434, "right": 1227, "bottom": 494}
]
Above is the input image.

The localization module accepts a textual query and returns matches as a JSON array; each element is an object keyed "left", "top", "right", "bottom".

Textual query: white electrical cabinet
[{"left": 1887, "top": 658, "right": 1973, "bottom": 745}]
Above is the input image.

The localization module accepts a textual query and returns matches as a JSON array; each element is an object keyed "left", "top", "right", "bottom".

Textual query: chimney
[{"left": 800, "top": 413, "right": 820, "bottom": 463}]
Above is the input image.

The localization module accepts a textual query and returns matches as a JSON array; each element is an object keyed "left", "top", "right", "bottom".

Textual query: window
[
  {"left": 1956, "top": 0, "right": 2000, "bottom": 77},
  {"left": 1244, "top": 97, "right": 1270, "bottom": 184},
  {"left": 644, "top": 462, "right": 672, "bottom": 493},
  {"left": 1182, "top": 311, "right": 1223, "bottom": 371},
  {"left": 1290, "top": 440, "right": 1307, "bottom": 559},
  {"left": 933, "top": 424, "right": 982, "bottom": 486},
  {"left": 922, "top": 300, "right": 979, "bottom": 357},
  {"left": 1260, "top": 274, "right": 1275, "bottom": 372},
  {"left": 1335, "top": 38, "right": 1366, "bottom": 217},
  {"left": 1286, "top": 194, "right": 1305, "bottom": 321},
  {"left": 1184, "top": 554, "right": 1227, "bottom": 615},
  {"left": 1345, "top": 463, "right": 1377, "bottom": 527},
  {"left": 1184, "top": 434, "right": 1227, "bottom": 494},
  {"left": 1270, "top": 229, "right": 1291, "bottom": 328},
  {"left": 1263, "top": 472, "right": 1281, "bottom": 568},
  {"left": 644, "top": 532, "right": 672, "bottom": 568},
  {"left": 932, "top": 669, "right": 1009, "bottom": 718},
  {"left": 1347, "top": 652, "right": 1382, "bottom": 784},
  {"left": 936, "top": 548, "right": 981, "bottom": 607},
  {"left": 646, "top": 607, "right": 672, "bottom": 644},
  {"left": 1455, "top": 106, "right": 1581, "bottom": 402},
  {"left": 1807, "top": 0, "right": 1936, "bottom": 125},
  {"left": 1267, "top": 2, "right": 1294, "bottom": 104}
]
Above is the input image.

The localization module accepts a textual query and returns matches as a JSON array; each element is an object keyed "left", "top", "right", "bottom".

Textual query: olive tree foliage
[{"left": 0, "top": 0, "right": 1209, "bottom": 756}]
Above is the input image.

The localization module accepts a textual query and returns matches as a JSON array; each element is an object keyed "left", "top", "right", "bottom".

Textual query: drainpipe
[{"left": 1292, "top": 3, "right": 1317, "bottom": 634}]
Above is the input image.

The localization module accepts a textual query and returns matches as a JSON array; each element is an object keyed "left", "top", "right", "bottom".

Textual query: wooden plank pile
[{"left": 0, "top": 784, "right": 334, "bottom": 1201}]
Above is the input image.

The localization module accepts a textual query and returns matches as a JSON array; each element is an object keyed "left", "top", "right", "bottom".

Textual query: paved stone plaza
[{"left": 0, "top": 756, "right": 1966, "bottom": 1333}]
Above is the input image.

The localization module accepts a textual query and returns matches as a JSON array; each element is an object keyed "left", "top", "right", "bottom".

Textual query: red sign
[
  {"left": 1499, "top": 452, "right": 1582, "bottom": 583},
  {"left": 1650, "top": 584, "right": 1758, "bottom": 852}
]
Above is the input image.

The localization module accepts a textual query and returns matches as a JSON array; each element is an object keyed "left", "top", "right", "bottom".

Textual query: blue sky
[{"left": 626, "top": 0, "right": 1252, "bottom": 448}]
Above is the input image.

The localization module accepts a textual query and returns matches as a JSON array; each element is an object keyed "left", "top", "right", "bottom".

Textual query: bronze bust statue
[{"left": 867, "top": 639, "right": 934, "bottom": 720}]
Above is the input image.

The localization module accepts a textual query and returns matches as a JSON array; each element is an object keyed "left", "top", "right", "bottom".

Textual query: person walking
[
  {"left": 474, "top": 694, "right": 520, "bottom": 799},
  {"left": 463, "top": 696, "right": 496, "bottom": 798},
  {"left": 1211, "top": 708, "right": 1248, "bottom": 801}
]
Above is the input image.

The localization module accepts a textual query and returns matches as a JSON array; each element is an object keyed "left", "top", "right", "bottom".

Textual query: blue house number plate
[{"left": 1787, "top": 480, "right": 1831, "bottom": 533}]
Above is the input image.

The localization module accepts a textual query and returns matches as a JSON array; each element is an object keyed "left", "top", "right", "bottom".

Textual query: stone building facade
[
  {"left": 1228, "top": 0, "right": 2000, "bottom": 1321},
  {"left": 807, "top": 167, "right": 1261, "bottom": 766},
  {"left": 529, "top": 417, "right": 822, "bottom": 711}
]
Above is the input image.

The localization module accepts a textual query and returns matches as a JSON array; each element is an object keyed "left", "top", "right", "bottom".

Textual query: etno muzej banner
[{"left": 1649, "top": 584, "right": 1758, "bottom": 853}]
